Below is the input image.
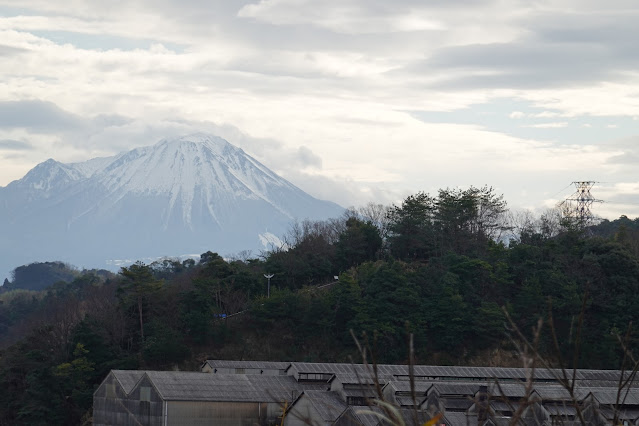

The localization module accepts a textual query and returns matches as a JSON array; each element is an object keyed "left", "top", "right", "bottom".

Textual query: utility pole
[
  {"left": 559, "top": 181, "right": 603, "bottom": 227},
  {"left": 263, "top": 274, "right": 274, "bottom": 298}
]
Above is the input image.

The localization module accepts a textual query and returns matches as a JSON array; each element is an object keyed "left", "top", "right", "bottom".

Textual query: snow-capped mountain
[{"left": 0, "top": 134, "right": 343, "bottom": 278}]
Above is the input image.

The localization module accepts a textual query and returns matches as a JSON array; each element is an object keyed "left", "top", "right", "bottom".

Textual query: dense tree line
[
  {"left": 2, "top": 262, "right": 81, "bottom": 292},
  {"left": 0, "top": 186, "right": 638, "bottom": 424}
]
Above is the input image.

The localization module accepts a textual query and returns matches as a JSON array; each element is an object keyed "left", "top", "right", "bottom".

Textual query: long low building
[{"left": 93, "top": 360, "right": 639, "bottom": 425}]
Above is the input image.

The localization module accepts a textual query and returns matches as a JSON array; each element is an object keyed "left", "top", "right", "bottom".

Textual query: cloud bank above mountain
[{"left": 1, "top": 0, "right": 638, "bottom": 215}]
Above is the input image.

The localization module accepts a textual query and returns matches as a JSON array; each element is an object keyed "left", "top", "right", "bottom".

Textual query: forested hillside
[{"left": 1, "top": 186, "right": 638, "bottom": 425}]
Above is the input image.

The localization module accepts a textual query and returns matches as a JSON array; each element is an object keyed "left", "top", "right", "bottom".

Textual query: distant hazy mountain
[{"left": 0, "top": 133, "right": 343, "bottom": 279}]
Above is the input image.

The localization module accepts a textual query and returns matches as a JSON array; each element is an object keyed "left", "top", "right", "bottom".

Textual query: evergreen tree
[{"left": 118, "top": 262, "right": 162, "bottom": 342}]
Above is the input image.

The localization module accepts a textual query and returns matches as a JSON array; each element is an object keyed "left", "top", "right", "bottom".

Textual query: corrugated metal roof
[
  {"left": 490, "top": 400, "right": 519, "bottom": 412},
  {"left": 333, "top": 373, "right": 390, "bottom": 386},
  {"left": 431, "top": 383, "right": 480, "bottom": 396},
  {"left": 343, "top": 387, "right": 378, "bottom": 398},
  {"left": 545, "top": 404, "right": 578, "bottom": 416},
  {"left": 291, "top": 362, "right": 414, "bottom": 378},
  {"left": 387, "top": 381, "right": 434, "bottom": 393},
  {"left": 599, "top": 407, "right": 639, "bottom": 420},
  {"left": 112, "top": 370, "right": 145, "bottom": 394},
  {"left": 396, "top": 407, "right": 432, "bottom": 425},
  {"left": 443, "top": 411, "right": 469, "bottom": 426},
  {"left": 396, "top": 395, "right": 425, "bottom": 407},
  {"left": 589, "top": 388, "right": 639, "bottom": 405},
  {"left": 387, "top": 378, "right": 639, "bottom": 408},
  {"left": 341, "top": 405, "right": 430, "bottom": 426},
  {"left": 285, "top": 361, "right": 639, "bottom": 391},
  {"left": 301, "top": 391, "right": 348, "bottom": 422},
  {"left": 290, "top": 362, "right": 340, "bottom": 374},
  {"left": 400, "top": 365, "right": 637, "bottom": 385},
  {"left": 107, "top": 360, "right": 639, "bottom": 420},
  {"left": 532, "top": 385, "right": 576, "bottom": 401},
  {"left": 338, "top": 406, "right": 381, "bottom": 426},
  {"left": 205, "top": 360, "right": 290, "bottom": 370},
  {"left": 444, "top": 398, "right": 474, "bottom": 411},
  {"left": 141, "top": 371, "right": 325, "bottom": 402},
  {"left": 486, "top": 382, "right": 529, "bottom": 398}
]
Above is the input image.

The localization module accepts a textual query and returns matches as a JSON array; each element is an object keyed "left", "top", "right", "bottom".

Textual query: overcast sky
[{"left": 1, "top": 0, "right": 638, "bottom": 219}]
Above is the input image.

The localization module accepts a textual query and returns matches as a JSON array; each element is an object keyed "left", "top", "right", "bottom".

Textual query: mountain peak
[
  {"left": 0, "top": 133, "right": 343, "bottom": 277},
  {"left": 155, "top": 133, "right": 238, "bottom": 155},
  {"left": 17, "top": 158, "right": 82, "bottom": 192}
]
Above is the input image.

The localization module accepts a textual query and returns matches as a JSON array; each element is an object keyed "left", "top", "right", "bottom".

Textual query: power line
[{"left": 549, "top": 182, "right": 577, "bottom": 200}]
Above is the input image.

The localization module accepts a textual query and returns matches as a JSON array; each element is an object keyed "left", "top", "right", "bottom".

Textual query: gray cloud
[
  {"left": 92, "top": 114, "right": 134, "bottom": 128},
  {"left": 0, "top": 100, "right": 86, "bottom": 132},
  {"left": 406, "top": 40, "right": 636, "bottom": 90},
  {"left": 0, "top": 44, "right": 28, "bottom": 57},
  {"left": 607, "top": 153, "right": 639, "bottom": 165},
  {"left": 530, "top": 10, "right": 639, "bottom": 47},
  {"left": 2, "top": 0, "right": 639, "bottom": 219},
  {"left": 0, "top": 139, "right": 33, "bottom": 150},
  {"left": 0, "top": 100, "right": 142, "bottom": 153},
  {"left": 606, "top": 193, "right": 639, "bottom": 206},
  {"left": 72, "top": 115, "right": 328, "bottom": 177},
  {"left": 391, "top": 6, "right": 639, "bottom": 90},
  {"left": 604, "top": 136, "right": 639, "bottom": 165},
  {"left": 295, "top": 146, "right": 322, "bottom": 168},
  {"left": 0, "top": 152, "right": 30, "bottom": 160}
]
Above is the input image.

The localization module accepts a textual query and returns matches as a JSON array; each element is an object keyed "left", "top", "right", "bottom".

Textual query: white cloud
[
  {"left": 237, "top": 0, "right": 446, "bottom": 34},
  {"left": 1, "top": 0, "right": 639, "bottom": 219},
  {"left": 533, "top": 111, "right": 563, "bottom": 118},
  {"left": 525, "top": 122, "right": 569, "bottom": 128}
]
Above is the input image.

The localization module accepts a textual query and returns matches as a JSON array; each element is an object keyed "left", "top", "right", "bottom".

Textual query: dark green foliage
[
  {"left": 387, "top": 192, "right": 436, "bottom": 260},
  {"left": 435, "top": 186, "right": 508, "bottom": 255},
  {"left": 0, "top": 327, "right": 67, "bottom": 425},
  {"left": 3, "top": 261, "right": 78, "bottom": 292},
  {"left": 387, "top": 186, "right": 509, "bottom": 261},
  {"left": 266, "top": 230, "right": 337, "bottom": 289},
  {"left": 150, "top": 257, "right": 194, "bottom": 279},
  {"left": 142, "top": 320, "right": 190, "bottom": 367},
  {"left": 118, "top": 262, "right": 163, "bottom": 343},
  {"left": 335, "top": 217, "right": 383, "bottom": 270},
  {"left": 52, "top": 343, "right": 95, "bottom": 422},
  {"left": 179, "top": 289, "right": 214, "bottom": 345},
  {"left": 1, "top": 189, "right": 639, "bottom": 424},
  {"left": 474, "top": 301, "right": 506, "bottom": 347}
]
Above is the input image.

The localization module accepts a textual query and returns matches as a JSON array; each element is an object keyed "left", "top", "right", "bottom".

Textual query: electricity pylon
[{"left": 558, "top": 181, "right": 603, "bottom": 227}]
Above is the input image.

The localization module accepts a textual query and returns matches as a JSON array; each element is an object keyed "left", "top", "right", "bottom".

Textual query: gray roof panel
[
  {"left": 205, "top": 360, "right": 290, "bottom": 370},
  {"left": 300, "top": 390, "right": 348, "bottom": 422},
  {"left": 141, "top": 371, "right": 325, "bottom": 402},
  {"left": 112, "top": 370, "right": 145, "bottom": 394},
  {"left": 338, "top": 406, "right": 381, "bottom": 426}
]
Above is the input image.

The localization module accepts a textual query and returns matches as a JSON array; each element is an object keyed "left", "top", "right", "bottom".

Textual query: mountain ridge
[{"left": 0, "top": 134, "right": 343, "bottom": 279}]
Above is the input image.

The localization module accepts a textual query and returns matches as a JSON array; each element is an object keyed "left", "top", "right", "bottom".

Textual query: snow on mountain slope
[
  {"left": 14, "top": 159, "right": 84, "bottom": 193},
  {"left": 0, "top": 134, "right": 343, "bottom": 278}
]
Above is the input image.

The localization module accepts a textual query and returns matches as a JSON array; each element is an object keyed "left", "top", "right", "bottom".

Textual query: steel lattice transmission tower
[{"left": 559, "top": 181, "right": 603, "bottom": 226}]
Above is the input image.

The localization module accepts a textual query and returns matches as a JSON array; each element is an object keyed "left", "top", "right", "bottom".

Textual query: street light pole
[{"left": 264, "top": 274, "right": 274, "bottom": 298}]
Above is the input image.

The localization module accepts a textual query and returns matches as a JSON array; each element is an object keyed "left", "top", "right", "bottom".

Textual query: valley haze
[{"left": 0, "top": 134, "right": 343, "bottom": 280}]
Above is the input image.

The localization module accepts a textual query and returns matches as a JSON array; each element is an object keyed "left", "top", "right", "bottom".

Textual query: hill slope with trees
[{"left": 1, "top": 186, "right": 638, "bottom": 425}]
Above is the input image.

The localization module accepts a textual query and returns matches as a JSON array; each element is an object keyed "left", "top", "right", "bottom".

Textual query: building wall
[
  {"left": 167, "top": 401, "right": 285, "bottom": 426},
  {"left": 283, "top": 396, "right": 323, "bottom": 426},
  {"left": 333, "top": 408, "right": 364, "bottom": 426},
  {"left": 167, "top": 401, "right": 259, "bottom": 426},
  {"left": 93, "top": 372, "right": 129, "bottom": 426},
  {"left": 93, "top": 374, "right": 164, "bottom": 426}
]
